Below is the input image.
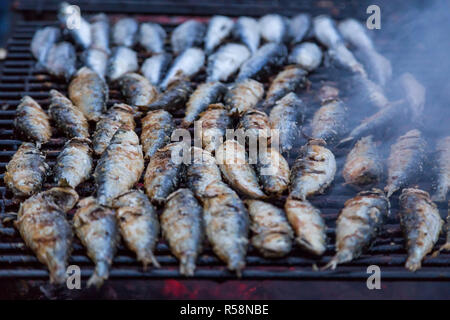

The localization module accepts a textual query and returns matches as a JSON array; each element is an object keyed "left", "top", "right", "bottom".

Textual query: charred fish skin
[
  {"left": 141, "top": 109, "right": 175, "bottom": 159},
  {"left": 161, "top": 188, "right": 204, "bottom": 276},
  {"left": 284, "top": 197, "right": 327, "bottom": 255},
  {"left": 95, "top": 129, "right": 144, "bottom": 206},
  {"left": 288, "top": 42, "right": 323, "bottom": 72},
  {"left": 256, "top": 147, "right": 290, "bottom": 197},
  {"left": 224, "top": 78, "right": 264, "bottom": 116},
  {"left": 73, "top": 197, "right": 120, "bottom": 288},
  {"left": 202, "top": 181, "right": 249, "bottom": 275},
  {"left": 147, "top": 79, "right": 193, "bottom": 112},
  {"left": 15, "top": 187, "right": 78, "bottom": 284},
  {"left": 432, "top": 136, "right": 450, "bottom": 201},
  {"left": 68, "top": 67, "right": 108, "bottom": 121},
  {"left": 399, "top": 188, "right": 443, "bottom": 271},
  {"left": 141, "top": 53, "right": 172, "bottom": 86},
  {"left": 58, "top": 2, "right": 91, "bottom": 49},
  {"left": 144, "top": 142, "right": 185, "bottom": 205},
  {"left": 14, "top": 96, "right": 51, "bottom": 144},
  {"left": 205, "top": 15, "right": 234, "bottom": 54},
  {"left": 259, "top": 14, "right": 290, "bottom": 43},
  {"left": 82, "top": 48, "right": 109, "bottom": 79},
  {"left": 290, "top": 139, "right": 337, "bottom": 201},
  {"left": 49, "top": 89, "right": 89, "bottom": 139},
  {"left": 4, "top": 142, "right": 48, "bottom": 197},
  {"left": 171, "top": 20, "right": 205, "bottom": 56},
  {"left": 325, "top": 189, "right": 390, "bottom": 269},
  {"left": 246, "top": 200, "right": 293, "bottom": 258},
  {"left": 31, "top": 27, "right": 61, "bottom": 65},
  {"left": 233, "top": 16, "right": 260, "bottom": 54},
  {"left": 139, "top": 22, "right": 166, "bottom": 54},
  {"left": 207, "top": 43, "right": 251, "bottom": 82},
  {"left": 112, "top": 190, "right": 160, "bottom": 269},
  {"left": 107, "top": 46, "right": 138, "bottom": 82},
  {"left": 237, "top": 109, "right": 271, "bottom": 146},
  {"left": 45, "top": 41, "right": 76, "bottom": 81},
  {"left": 54, "top": 138, "right": 93, "bottom": 188},
  {"left": 385, "top": 129, "right": 427, "bottom": 198},
  {"left": 182, "top": 82, "right": 227, "bottom": 128},
  {"left": 310, "top": 98, "right": 348, "bottom": 145},
  {"left": 342, "top": 135, "right": 383, "bottom": 188},
  {"left": 289, "top": 13, "right": 311, "bottom": 44},
  {"left": 197, "top": 103, "right": 231, "bottom": 153},
  {"left": 117, "top": 73, "right": 158, "bottom": 109},
  {"left": 112, "top": 17, "right": 138, "bottom": 47},
  {"left": 90, "top": 13, "right": 110, "bottom": 53}
]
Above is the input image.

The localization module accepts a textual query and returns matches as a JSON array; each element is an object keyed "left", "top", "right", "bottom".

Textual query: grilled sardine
[
  {"left": 147, "top": 79, "right": 193, "bottom": 112},
  {"left": 171, "top": 20, "right": 205, "bottom": 56},
  {"left": 107, "top": 46, "right": 138, "bottom": 81},
  {"left": 256, "top": 147, "right": 290, "bottom": 197},
  {"left": 432, "top": 136, "right": 450, "bottom": 201},
  {"left": 90, "top": 13, "right": 110, "bottom": 53},
  {"left": 288, "top": 42, "right": 323, "bottom": 72},
  {"left": 58, "top": 2, "right": 91, "bottom": 49},
  {"left": 14, "top": 96, "right": 51, "bottom": 144},
  {"left": 205, "top": 16, "right": 234, "bottom": 54},
  {"left": 289, "top": 14, "right": 311, "bottom": 44},
  {"left": 237, "top": 109, "right": 271, "bottom": 146},
  {"left": 259, "top": 14, "right": 289, "bottom": 43},
  {"left": 30, "top": 27, "right": 61, "bottom": 65},
  {"left": 233, "top": 16, "right": 260, "bottom": 54},
  {"left": 82, "top": 48, "right": 109, "bottom": 79},
  {"left": 112, "top": 17, "right": 138, "bottom": 47},
  {"left": 45, "top": 42, "right": 76, "bottom": 81},
  {"left": 224, "top": 78, "right": 264, "bottom": 116},
  {"left": 207, "top": 43, "right": 250, "bottom": 82},
  {"left": 197, "top": 103, "right": 231, "bottom": 153},
  {"left": 139, "top": 22, "right": 166, "bottom": 54},
  {"left": 117, "top": 72, "right": 158, "bottom": 109},
  {"left": 140, "top": 53, "right": 172, "bottom": 86},
  {"left": 141, "top": 109, "right": 175, "bottom": 159},
  {"left": 310, "top": 97, "right": 347, "bottom": 144}
]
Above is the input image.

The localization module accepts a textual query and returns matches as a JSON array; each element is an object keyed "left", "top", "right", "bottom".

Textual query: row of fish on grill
[{"left": 3, "top": 3, "right": 449, "bottom": 287}]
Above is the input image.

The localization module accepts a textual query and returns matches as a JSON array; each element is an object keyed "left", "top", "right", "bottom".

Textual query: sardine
[
  {"left": 205, "top": 15, "right": 234, "bottom": 54},
  {"left": 112, "top": 190, "right": 160, "bottom": 269},
  {"left": 117, "top": 72, "right": 158, "bottom": 109},
  {"left": 141, "top": 109, "right": 175, "bottom": 159},
  {"left": 54, "top": 137, "right": 93, "bottom": 188},
  {"left": 90, "top": 13, "right": 110, "bottom": 53},
  {"left": 324, "top": 189, "right": 389, "bottom": 269},
  {"left": 30, "top": 27, "right": 61, "bottom": 65},
  {"left": 15, "top": 187, "right": 78, "bottom": 284},
  {"left": 351, "top": 74, "right": 389, "bottom": 110},
  {"left": 95, "top": 129, "right": 144, "bottom": 206},
  {"left": 207, "top": 43, "right": 251, "bottom": 82},
  {"left": 224, "top": 78, "right": 264, "bottom": 116},
  {"left": 355, "top": 48, "right": 392, "bottom": 88},
  {"left": 161, "top": 188, "right": 204, "bottom": 276},
  {"left": 45, "top": 42, "right": 76, "bottom": 81},
  {"left": 399, "top": 188, "right": 443, "bottom": 271},
  {"left": 327, "top": 44, "right": 366, "bottom": 76},
  {"left": 139, "top": 22, "right": 166, "bottom": 54},
  {"left": 147, "top": 79, "right": 193, "bottom": 112},
  {"left": 288, "top": 42, "right": 323, "bottom": 72},
  {"left": 337, "top": 18, "right": 374, "bottom": 52},
  {"left": 171, "top": 20, "right": 205, "bottom": 55},
  {"left": 246, "top": 200, "right": 293, "bottom": 258},
  {"left": 256, "top": 147, "right": 290, "bottom": 197},
  {"left": 107, "top": 46, "right": 138, "bottom": 81},
  {"left": 310, "top": 97, "right": 347, "bottom": 144},
  {"left": 289, "top": 13, "right": 311, "bottom": 44},
  {"left": 196, "top": 103, "right": 231, "bottom": 153},
  {"left": 58, "top": 2, "right": 91, "bottom": 49},
  {"left": 112, "top": 17, "right": 138, "bottom": 47},
  {"left": 289, "top": 139, "right": 336, "bottom": 200},
  {"left": 233, "top": 16, "right": 260, "bottom": 54},
  {"left": 14, "top": 96, "right": 51, "bottom": 144},
  {"left": 259, "top": 14, "right": 290, "bottom": 43},
  {"left": 182, "top": 82, "right": 227, "bottom": 127},
  {"left": 284, "top": 197, "right": 327, "bottom": 255},
  {"left": 432, "top": 136, "right": 450, "bottom": 201},
  {"left": 73, "top": 197, "right": 119, "bottom": 288},
  {"left": 4, "top": 142, "right": 48, "bottom": 197},
  {"left": 82, "top": 48, "right": 109, "bottom": 79},
  {"left": 140, "top": 53, "right": 172, "bottom": 86},
  {"left": 237, "top": 109, "right": 271, "bottom": 145},
  {"left": 385, "top": 129, "right": 426, "bottom": 197},
  {"left": 68, "top": 66, "right": 108, "bottom": 121},
  {"left": 312, "top": 15, "right": 342, "bottom": 48}
]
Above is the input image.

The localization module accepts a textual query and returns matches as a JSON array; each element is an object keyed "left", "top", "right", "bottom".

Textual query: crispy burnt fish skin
[
  {"left": 202, "top": 181, "right": 249, "bottom": 276},
  {"left": 256, "top": 147, "right": 290, "bottom": 197},
  {"left": 95, "top": 129, "right": 144, "bottom": 206},
  {"left": 112, "top": 190, "right": 160, "bottom": 269},
  {"left": 4, "top": 142, "right": 48, "bottom": 197},
  {"left": 141, "top": 109, "right": 175, "bottom": 159},
  {"left": 399, "top": 188, "right": 443, "bottom": 271},
  {"left": 14, "top": 96, "right": 51, "bottom": 144},
  {"left": 385, "top": 129, "right": 427, "bottom": 198},
  {"left": 237, "top": 109, "right": 271, "bottom": 146},
  {"left": 246, "top": 200, "right": 293, "bottom": 258},
  {"left": 324, "top": 189, "right": 390, "bottom": 269},
  {"left": 54, "top": 138, "right": 93, "bottom": 188},
  {"left": 73, "top": 197, "right": 120, "bottom": 288},
  {"left": 284, "top": 197, "right": 327, "bottom": 255},
  {"left": 224, "top": 79, "right": 264, "bottom": 116},
  {"left": 311, "top": 97, "right": 347, "bottom": 145},
  {"left": 432, "top": 136, "right": 450, "bottom": 201},
  {"left": 117, "top": 72, "right": 158, "bottom": 109},
  {"left": 290, "top": 139, "right": 336, "bottom": 201},
  {"left": 15, "top": 187, "right": 78, "bottom": 284},
  {"left": 161, "top": 188, "right": 204, "bottom": 276},
  {"left": 147, "top": 80, "right": 193, "bottom": 112},
  {"left": 48, "top": 89, "right": 89, "bottom": 139},
  {"left": 68, "top": 67, "right": 108, "bottom": 121},
  {"left": 197, "top": 103, "right": 231, "bottom": 153}
]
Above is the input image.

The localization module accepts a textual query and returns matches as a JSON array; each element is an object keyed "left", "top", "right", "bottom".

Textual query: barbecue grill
[{"left": 0, "top": 0, "right": 449, "bottom": 299}]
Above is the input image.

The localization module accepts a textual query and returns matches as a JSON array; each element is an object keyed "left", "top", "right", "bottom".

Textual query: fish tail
[
  {"left": 49, "top": 263, "right": 68, "bottom": 285},
  {"left": 139, "top": 250, "right": 160, "bottom": 270},
  {"left": 179, "top": 253, "right": 197, "bottom": 277},
  {"left": 322, "top": 250, "right": 352, "bottom": 271},
  {"left": 87, "top": 260, "right": 109, "bottom": 288},
  {"left": 405, "top": 257, "right": 422, "bottom": 272},
  {"left": 432, "top": 242, "right": 450, "bottom": 257}
]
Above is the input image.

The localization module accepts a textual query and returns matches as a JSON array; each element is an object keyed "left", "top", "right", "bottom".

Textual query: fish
[
  {"left": 30, "top": 27, "right": 61, "bottom": 65},
  {"left": 14, "top": 96, "right": 51, "bottom": 145},
  {"left": 237, "top": 109, "right": 271, "bottom": 146},
  {"left": 204, "top": 15, "right": 234, "bottom": 54},
  {"left": 95, "top": 129, "right": 144, "bottom": 206},
  {"left": 432, "top": 136, "right": 450, "bottom": 201},
  {"left": 160, "top": 47, "right": 205, "bottom": 89},
  {"left": 269, "top": 92, "right": 306, "bottom": 154},
  {"left": 73, "top": 197, "right": 120, "bottom": 288},
  {"left": 312, "top": 15, "right": 342, "bottom": 48},
  {"left": 342, "top": 135, "right": 383, "bottom": 188},
  {"left": 262, "top": 66, "right": 308, "bottom": 109},
  {"left": 289, "top": 139, "right": 336, "bottom": 200},
  {"left": 224, "top": 78, "right": 264, "bottom": 116},
  {"left": 215, "top": 139, "right": 266, "bottom": 199},
  {"left": 147, "top": 79, "right": 193, "bottom": 112},
  {"left": 144, "top": 142, "right": 185, "bottom": 205},
  {"left": 117, "top": 72, "right": 159, "bottom": 109},
  {"left": 259, "top": 14, "right": 290, "bottom": 43},
  {"left": 196, "top": 103, "right": 231, "bottom": 153},
  {"left": 161, "top": 188, "right": 204, "bottom": 276},
  {"left": 182, "top": 82, "right": 227, "bottom": 127},
  {"left": 206, "top": 43, "right": 251, "bottom": 82},
  {"left": 385, "top": 129, "right": 427, "bottom": 197},
  {"left": 337, "top": 18, "right": 374, "bottom": 52},
  {"left": 107, "top": 46, "right": 139, "bottom": 81},
  {"left": 15, "top": 187, "right": 78, "bottom": 284},
  {"left": 139, "top": 22, "right": 166, "bottom": 54},
  {"left": 310, "top": 97, "right": 347, "bottom": 144},
  {"left": 202, "top": 181, "right": 249, "bottom": 276},
  {"left": 327, "top": 44, "right": 367, "bottom": 76},
  {"left": 68, "top": 66, "right": 108, "bottom": 121},
  {"left": 58, "top": 2, "right": 91, "bottom": 49},
  {"left": 289, "top": 13, "right": 311, "bottom": 44},
  {"left": 92, "top": 103, "right": 136, "bottom": 155},
  {"left": 399, "top": 188, "right": 443, "bottom": 271},
  {"left": 112, "top": 17, "right": 138, "bottom": 47},
  {"left": 4, "top": 142, "right": 48, "bottom": 197},
  {"left": 112, "top": 190, "right": 160, "bottom": 269},
  {"left": 256, "top": 147, "right": 290, "bottom": 197},
  {"left": 141, "top": 109, "right": 175, "bottom": 159},
  {"left": 82, "top": 48, "right": 109, "bottom": 79},
  {"left": 48, "top": 89, "right": 89, "bottom": 139},
  {"left": 246, "top": 200, "right": 293, "bottom": 258},
  {"left": 171, "top": 20, "right": 205, "bottom": 56},
  {"left": 324, "top": 189, "right": 390, "bottom": 269},
  {"left": 45, "top": 42, "right": 76, "bottom": 81},
  {"left": 351, "top": 74, "right": 389, "bottom": 110},
  {"left": 398, "top": 73, "right": 426, "bottom": 124},
  {"left": 233, "top": 16, "right": 260, "bottom": 54},
  {"left": 288, "top": 42, "right": 323, "bottom": 72},
  {"left": 355, "top": 48, "right": 392, "bottom": 88},
  {"left": 90, "top": 13, "right": 110, "bottom": 53},
  {"left": 437, "top": 211, "right": 450, "bottom": 253},
  {"left": 284, "top": 197, "right": 327, "bottom": 255},
  {"left": 54, "top": 137, "right": 93, "bottom": 188},
  {"left": 236, "top": 42, "right": 287, "bottom": 82},
  {"left": 140, "top": 53, "right": 172, "bottom": 86}
]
